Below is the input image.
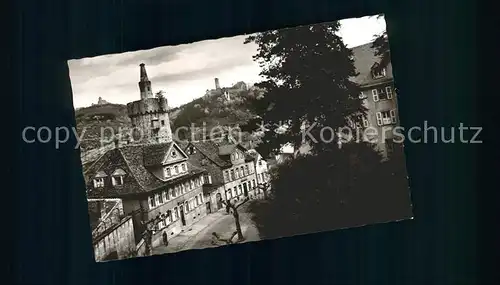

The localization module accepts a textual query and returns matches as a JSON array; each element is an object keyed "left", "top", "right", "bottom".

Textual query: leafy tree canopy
[{"left": 243, "top": 22, "right": 366, "bottom": 158}]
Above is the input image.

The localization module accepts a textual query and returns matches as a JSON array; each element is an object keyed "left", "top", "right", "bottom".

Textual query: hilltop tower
[
  {"left": 127, "top": 63, "right": 173, "bottom": 144},
  {"left": 214, "top": 78, "right": 220, "bottom": 90}
]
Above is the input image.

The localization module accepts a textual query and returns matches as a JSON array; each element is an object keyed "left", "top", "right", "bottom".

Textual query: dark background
[{"left": 13, "top": 0, "right": 478, "bottom": 284}]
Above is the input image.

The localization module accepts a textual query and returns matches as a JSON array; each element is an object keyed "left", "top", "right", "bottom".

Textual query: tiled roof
[
  {"left": 190, "top": 141, "right": 231, "bottom": 168},
  {"left": 85, "top": 144, "right": 206, "bottom": 197},
  {"left": 218, "top": 144, "right": 236, "bottom": 155},
  {"left": 87, "top": 199, "right": 119, "bottom": 230},
  {"left": 351, "top": 42, "right": 393, "bottom": 86},
  {"left": 142, "top": 142, "right": 173, "bottom": 167}
]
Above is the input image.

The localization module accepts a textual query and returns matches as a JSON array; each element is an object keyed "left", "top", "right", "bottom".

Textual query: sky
[{"left": 68, "top": 15, "right": 386, "bottom": 109}]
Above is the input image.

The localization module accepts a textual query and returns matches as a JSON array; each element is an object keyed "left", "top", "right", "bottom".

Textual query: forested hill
[
  {"left": 171, "top": 86, "right": 264, "bottom": 142},
  {"left": 75, "top": 86, "right": 265, "bottom": 165}
]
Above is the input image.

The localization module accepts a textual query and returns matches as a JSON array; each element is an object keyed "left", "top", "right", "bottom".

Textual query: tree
[
  {"left": 256, "top": 182, "right": 271, "bottom": 199},
  {"left": 371, "top": 14, "right": 390, "bottom": 73},
  {"left": 155, "top": 90, "right": 165, "bottom": 99},
  {"left": 241, "top": 21, "right": 412, "bottom": 240},
  {"left": 211, "top": 231, "right": 239, "bottom": 246},
  {"left": 140, "top": 211, "right": 170, "bottom": 256},
  {"left": 247, "top": 142, "right": 412, "bottom": 239},
  {"left": 219, "top": 197, "right": 250, "bottom": 241},
  {"left": 242, "top": 22, "right": 365, "bottom": 158}
]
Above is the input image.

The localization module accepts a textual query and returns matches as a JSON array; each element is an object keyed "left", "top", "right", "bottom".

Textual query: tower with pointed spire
[
  {"left": 127, "top": 63, "right": 173, "bottom": 144},
  {"left": 139, "top": 63, "right": 154, "bottom": 100}
]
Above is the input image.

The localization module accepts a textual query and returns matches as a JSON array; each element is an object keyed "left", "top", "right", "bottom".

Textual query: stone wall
[
  {"left": 127, "top": 98, "right": 172, "bottom": 144},
  {"left": 93, "top": 216, "right": 136, "bottom": 261}
]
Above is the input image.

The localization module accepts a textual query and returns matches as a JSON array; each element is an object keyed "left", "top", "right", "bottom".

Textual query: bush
[{"left": 248, "top": 142, "right": 412, "bottom": 239}]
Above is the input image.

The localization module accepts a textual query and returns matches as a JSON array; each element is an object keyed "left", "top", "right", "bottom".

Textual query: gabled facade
[
  {"left": 247, "top": 149, "right": 271, "bottom": 186},
  {"left": 351, "top": 42, "right": 402, "bottom": 159},
  {"left": 84, "top": 142, "right": 209, "bottom": 248},
  {"left": 84, "top": 63, "right": 209, "bottom": 251},
  {"left": 184, "top": 138, "right": 259, "bottom": 213}
]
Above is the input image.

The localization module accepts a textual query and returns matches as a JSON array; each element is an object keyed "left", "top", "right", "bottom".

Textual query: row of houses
[
  {"left": 84, "top": 38, "right": 401, "bottom": 261},
  {"left": 84, "top": 64, "right": 272, "bottom": 261}
]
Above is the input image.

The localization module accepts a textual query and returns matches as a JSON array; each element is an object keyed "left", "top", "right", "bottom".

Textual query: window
[
  {"left": 190, "top": 180, "right": 194, "bottom": 189},
  {"left": 224, "top": 171, "right": 229, "bottom": 182},
  {"left": 173, "top": 207, "right": 178, "bottom": 220},
  {"left": 111, "top": 176, "right": 124, "bottom": 186},
  {"left": 159, "top": 192, "right": 164, "bottom": 204},
  {"left": 149, "top": 196, "right": 156, "bottom": 209},
  {"left": 376, "top": 110, "right": 397, "bottom": 126},
  {"left": 241, "top": 166, "right": 245, "bottom": 176},
  {"left": 233, "top": 187, "right": 237, "bottom": 197},
  {"left": 171, "top": 150, "right": 177, "bottom": 158},
  {"left": 252, "top": 179, "right": 256, "bottom": 188},
  {"left": 385, "top": 86, "right": 393, "bottom": 99},
  {"left": 181, "top": 163, "right": 186, "bottom": 172},
  {"left": 226, "top": 189, "right": 232, "bottom": 199},
  {"left": 161, "top": 120, "right": 165, "bottom": 126},
  {"left": 372, "top": 67, "right": 386, "bottom": 79},
  {"left": 390, "top": 109, "right": 397, "bottom": 124},
  {"left": 238, "top": 185, "right": 243, "bottom": 195},
  {"left": 230, "top": 170, "right": 235, "bottom": 180},
  {"left": 258, "top": 160, "right": 262, "bottom": 166},
  {"left": 174, "top": 165, "right": 179, "bottom": 174},
  {"left": 199, "top": 194, "right": 203, "bottom": 204},
  {"left": 165, "top": 167, "right": 171, "bottom": 177},
  {"left": 195, "top": 196, "right": 199, "bottom": 206},
  {"left": 158, "top": 221, "right": 165, "bottom": 229},
  {"left": 362, "top": 116, "right": 370, "bottom": 128},
  {"left": 93, "top": 178, "right": 105, "bottom": 188},
  {"left": 372, "top": 89, "right": 379, "bottom": 102},
  {"left": 164, "top": 190, "right": 169, "bottom": 201},
  {"left": 235, "top": 168, "right": 240, "bottom": 179},
  {"left": 155, "top": 194, "right": 160, "bottom": 205},
  {"left": 185, "top": 201, "right": 190, "bottom": 212},
  {"left": 372, "top": 86, "right": 393, "bottom": 102}
]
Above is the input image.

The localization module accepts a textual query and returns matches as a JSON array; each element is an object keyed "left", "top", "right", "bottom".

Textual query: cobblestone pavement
[{"left": 152, "top": 200, "right": 260, "bottom": 255}]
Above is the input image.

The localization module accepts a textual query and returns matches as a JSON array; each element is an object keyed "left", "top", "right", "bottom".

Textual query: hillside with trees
[
  {"left": 75, "top": 85, "right": 265, "bottom": 168},
  {"left": 171, "top": 86, "right": 264, "bottom": 144}
]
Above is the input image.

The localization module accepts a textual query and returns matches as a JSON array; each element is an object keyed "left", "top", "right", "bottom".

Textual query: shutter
[
  {"left": 376, "top": 112, "right": 383, "bottom": 126},
  {"left": 386, "top": 86, "right": 393, "bottom": 99},
  {"left": 390, "top": 109, "right": 397, "bottom": 123},
  {"left": 372, "top": 89, "right": 379, "bottom": 102}
]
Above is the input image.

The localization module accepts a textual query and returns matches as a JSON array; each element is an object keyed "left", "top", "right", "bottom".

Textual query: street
[{"left": 152, "top": 200, "right": 261, "bottom": 255}]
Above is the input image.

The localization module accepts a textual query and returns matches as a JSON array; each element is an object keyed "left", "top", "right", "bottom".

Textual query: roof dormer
[
  {"left": 371, "top": 63, "right": 386, "bottom": 79},
  {"left": 93, "top": 171, "right": 107, "bottom": 188},
  {"left": 111, "top": 168, "right": 126, "bottom": 186}
]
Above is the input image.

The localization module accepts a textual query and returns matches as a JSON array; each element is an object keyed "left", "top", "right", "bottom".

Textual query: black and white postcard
[{"left": 68, "top": 14, "right": 413, "bottom": 262}]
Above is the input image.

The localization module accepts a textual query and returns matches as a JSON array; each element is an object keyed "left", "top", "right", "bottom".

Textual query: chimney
[
  {"left": 215, "top": 78, "right": 220, "bottom": 90},
  {"left": 114, "top": 137, "right": 120, "bottom": 148}
]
